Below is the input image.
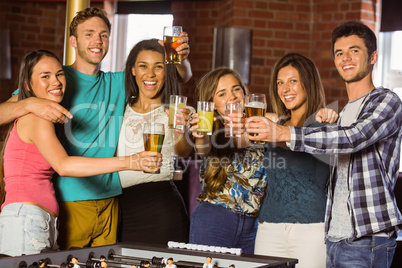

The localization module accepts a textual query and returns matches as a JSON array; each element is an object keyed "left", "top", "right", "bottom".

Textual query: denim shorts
[
  {"left": 326, "top": 234, "right": 396, "bottom": 268},
  {"left": 0, "top": 203, "right": 59, "bottom": 257}
]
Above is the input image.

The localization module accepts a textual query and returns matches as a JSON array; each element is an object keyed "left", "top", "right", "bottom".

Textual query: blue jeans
[
  {"left": 0, "top": 203, "right": 59, "bottom": 256},
  {"left": 326, "top": 235, "right": 396, "bottom": 268},
  {"left": 189, "top": 202, "right": 257, "bottom": 254}
]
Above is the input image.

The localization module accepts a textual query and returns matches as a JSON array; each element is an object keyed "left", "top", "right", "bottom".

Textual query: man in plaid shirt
[{"left": 246, "top": 21, "right": 402, "bottom": 267}]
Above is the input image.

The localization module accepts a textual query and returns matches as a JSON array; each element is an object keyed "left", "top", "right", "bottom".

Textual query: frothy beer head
[{"left": 245, "top": 101, "right": 266, "bottom": 109}]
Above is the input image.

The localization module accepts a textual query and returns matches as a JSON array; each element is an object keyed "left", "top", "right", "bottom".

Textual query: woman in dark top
[{"left": 254, "top": 53, "right": 331, "bottom": 268}]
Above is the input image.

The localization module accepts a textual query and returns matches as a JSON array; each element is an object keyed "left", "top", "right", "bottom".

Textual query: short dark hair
[{"left": 331, "top": 21, "right": 377, "bottom": 57}]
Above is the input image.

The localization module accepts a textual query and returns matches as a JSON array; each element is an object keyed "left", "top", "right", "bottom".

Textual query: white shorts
[
  {"left": 254, "top": 222, "right": 325, "bottom": 268},
  {"left": 0, "top": 203, "right": 59, "bottom": 256}
]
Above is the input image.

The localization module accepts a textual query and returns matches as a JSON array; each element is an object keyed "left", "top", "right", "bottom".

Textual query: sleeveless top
[{"left": 2, "top": 120, "right": 58, "bottom": 215}]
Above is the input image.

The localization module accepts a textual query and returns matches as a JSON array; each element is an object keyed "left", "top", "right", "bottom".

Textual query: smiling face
[
  {"left": 71, "top": 16, "right": 110, "bottom": 67},
  {"left": 212, "top": 74, "right": 245, "bottom": 116},
  {"left": 277, "top": 65, "right": 307, "bottom": 114},
  {"left": 132, "top": 50, "right": 165, "bottom": 101},
  {"left": 29, "top": 56, "right": 65, "bottom": 103},
  {"left": 333, "top": 35, "right": 376, "bottom": 84}
]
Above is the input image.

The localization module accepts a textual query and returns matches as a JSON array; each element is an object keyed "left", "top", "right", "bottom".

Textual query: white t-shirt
[{"left": 116, "top": 104, "right": 175, "bottom": 188}]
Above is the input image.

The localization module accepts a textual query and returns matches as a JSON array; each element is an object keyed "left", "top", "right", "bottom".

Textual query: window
[
  {"left": 101, "top": 14, "right": 173, "bottom": 72},
  {"left": 125, "top": 14, "right": 173, "bottom": 60},
  {"left": 390, "top": 32, "right": 402, "bottom": 71},
  {"left": 375, "top": 31, "right": 402, "bottom": 172}
]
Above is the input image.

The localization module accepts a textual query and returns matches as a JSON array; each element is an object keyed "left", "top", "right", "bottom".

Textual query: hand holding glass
[
  {"left": 245, "top": 93, "right": 267, "bottom": 118},
  {"left": 143, "top": 123, "right": 165, "bottom": 174},
  {"left": 163, "top": 26, "right": 183, "bottom": 64},
  {"left": 224, "top": 102, "right": 243, "bottom": 137},
  {"left": 245, "top": 94, "right": 266, "bottom": 144},
  {"left": 197, "top": 101, "right": 215, "bottom": 135},
  {"left": 168, "top": 95, "right": 187, "bottom": 130}
]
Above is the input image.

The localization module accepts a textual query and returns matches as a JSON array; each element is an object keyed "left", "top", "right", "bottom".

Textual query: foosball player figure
[
  {"left": 229, "top": 265, "right": 235, "bottom": 268},
  {"left": 38, "top": 259, "right": 46, "bottom": 268},
  {"left": 203, "top": 257, "right": 213, "bottom": 268},
  {"left": 140, "top": 260, "right": 151, "bottom": 268},
  {"left": 166, "top": 257, "right": 177, "bottom": 268},
  {"left": 70, "top": 257, "right": 80, "bottom": 268},
  {"left": 100, "top": 256, "right": 108, "bottom": 268}
]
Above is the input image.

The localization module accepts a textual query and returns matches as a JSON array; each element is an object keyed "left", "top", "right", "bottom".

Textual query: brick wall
[
  {"left": 0, "top": 0, "right": 381, "bottom": 111},
  {"left": 0, "top": 1, "right": 101, "bottom": 138},
  {"left": 173, "top": 0, "right": 381, "bottom": 109},
  {"left": 0, "top": 2, "right": 66, "bottom": 103}
]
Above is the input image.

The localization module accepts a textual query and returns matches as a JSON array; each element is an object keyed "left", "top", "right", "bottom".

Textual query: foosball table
[{"left": 0, "top": 242, "right": 298, "bottom": 268}]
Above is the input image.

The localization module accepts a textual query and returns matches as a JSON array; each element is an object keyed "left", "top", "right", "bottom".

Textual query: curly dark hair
[{"left": 124, "top": 39, "right": 181, "bottom": 107}]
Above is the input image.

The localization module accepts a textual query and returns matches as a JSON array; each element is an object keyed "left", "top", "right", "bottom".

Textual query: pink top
[{"left": 2, "top": 120, "right": 58, "bottom": 216}]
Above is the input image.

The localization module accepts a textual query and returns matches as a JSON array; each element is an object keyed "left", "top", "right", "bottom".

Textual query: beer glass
[
  {"left": 197, "top": 101, "right": 215, "bottom": 135},
  {"left": 224, "top": 102, "right": 243, "bottom": 138},
  {"left": 245, "top": 93, "right": 267, "bottom": 144},
  {"left": 163, "top": 26, "right": 183, "bottom": 64},
  {"left": 168, "top": 95, "right": 187, "bottom": 130},
  {"left": 143, "top": 122, "right": 165, "bottom": 174}
]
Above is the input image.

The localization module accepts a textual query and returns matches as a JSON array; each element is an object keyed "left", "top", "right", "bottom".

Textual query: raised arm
[
  {"left": 290, "top": 93, "right": 401, "bottom": 154},
  {"left": 246, "top": 90, "right": 401, "bottom": 155},
  {"left": 23, "top": 115, "right": 162, "bottom": 176},
  {"left": 159, "top": 32, "right": 192, "bottom": 83},
  {"left": 0, "top": 95, "right": 73, "bottom": 125},
  {"left": 176, "top": 32, "right": 192, "bottom": 83}
]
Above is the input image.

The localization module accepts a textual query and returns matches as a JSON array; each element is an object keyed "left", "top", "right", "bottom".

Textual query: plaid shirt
[{"left": 289, "top": 87, "right": 402, "bottom": 239}]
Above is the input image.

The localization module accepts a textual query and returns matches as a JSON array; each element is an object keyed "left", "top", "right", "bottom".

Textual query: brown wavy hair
[
  {"left": 269, "top": 53, "right": 326, "bottom": 126},
  {"left": 197, "top": 66, "right": 249, "bottom": 199}
]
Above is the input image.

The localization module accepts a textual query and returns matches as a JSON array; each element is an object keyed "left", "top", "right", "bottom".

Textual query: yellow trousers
[{"left": 57, "top": 197, "right": 119, "bottom": 250}]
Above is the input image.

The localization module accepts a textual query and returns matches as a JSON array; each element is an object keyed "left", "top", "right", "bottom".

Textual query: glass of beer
[
  {"left": 168, "top": 95, "right": 187, "bottom": 130},
  {"left": 163, "top": 26, "right": 183, "bottom": 64},
  {"left": 224, "top": 102, "right": 243, "bottom": 138},
  {"left": 143, "top": 122, "right": 165, "bottom": 174},
  {"left": 245, "top": 93, "right": 267, "bottom": 144},
  {"left": 197, "top": 101, "right": 215, "bottom": 135}
]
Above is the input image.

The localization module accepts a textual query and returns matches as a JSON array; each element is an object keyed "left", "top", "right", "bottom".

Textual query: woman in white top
[{"left": 116, "top": 39, "right": 193, "bottom": 245}]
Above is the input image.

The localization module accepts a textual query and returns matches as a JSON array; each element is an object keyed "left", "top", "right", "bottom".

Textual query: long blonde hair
[{"left": 197, "top": 66, "right": 249, "bottom": 199}]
